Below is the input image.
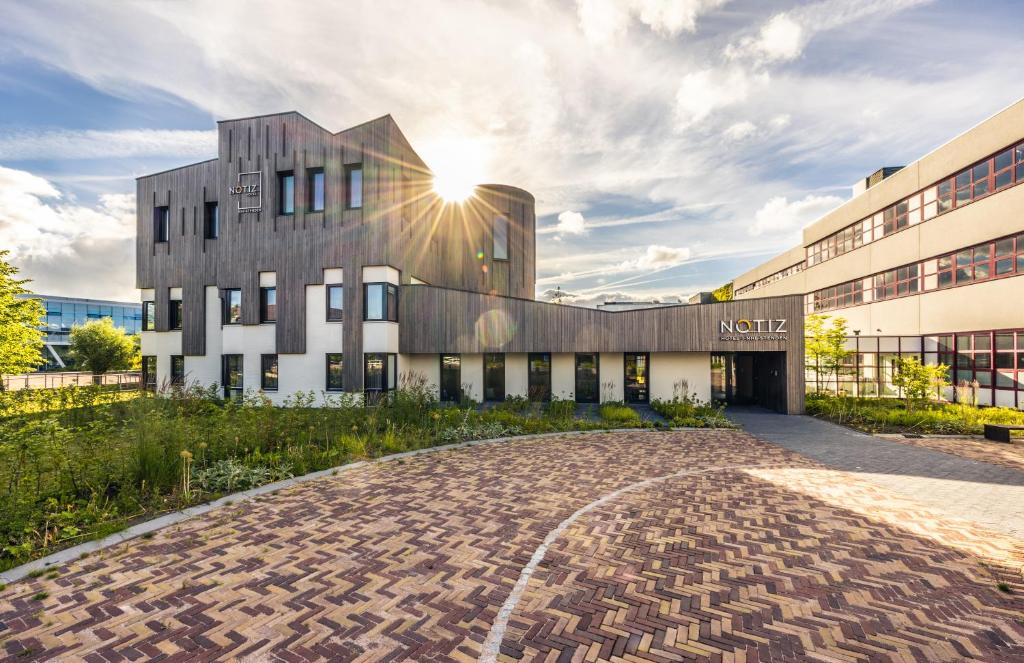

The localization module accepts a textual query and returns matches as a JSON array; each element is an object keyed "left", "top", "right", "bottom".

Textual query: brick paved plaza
[{"left": 2, "top": 429, "right": 1023, "bottom": 662}]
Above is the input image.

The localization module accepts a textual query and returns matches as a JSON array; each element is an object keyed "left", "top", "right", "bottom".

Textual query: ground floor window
[
  {"left": 261, "top": 354, "right": 278, "bottom": 391},
  {"left": 624, "top": 353, "right": 649, "bottom": 403},
  {"left": 142, "top": 355, "right": 156, "bottom": 391},
  {"left": 326, "top": 353, "right": 344, "bottom": 391},
  {"left": 170, "top": 355, "right": 185, "bottom": 386},
  {"left": 440, "top": 354, "right": 461, "bottom": 402},
  {"left": 222, "top": 354, "right": 243, "bottom": 399},
  {"left": 528, "top": 352, "right": 551, "bottom": 402},
  {"left": 484, "top": 353, "right": 505, "bottom": 401},
  {"left": 364, "top": 353, "right": 397, "bottom": 400},
  {"left": 575, "top": 353, "right": 599, "bottom": 403}
]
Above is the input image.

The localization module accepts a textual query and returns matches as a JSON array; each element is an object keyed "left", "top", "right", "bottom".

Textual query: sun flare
[{"left": 423, "top": 135, "right": 488, "bottom": 202}]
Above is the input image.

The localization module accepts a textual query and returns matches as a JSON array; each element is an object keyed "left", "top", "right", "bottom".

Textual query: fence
[{"left": 1, "top": 371, "right": 142, "bottom": 391}]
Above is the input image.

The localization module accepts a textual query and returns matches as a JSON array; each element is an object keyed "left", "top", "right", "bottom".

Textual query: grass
[
  {"left": 650, "top": 397, "right": 736, "bottom": 429},
  {"left": 0, "top": 379, "right": 736, "bottom": 570},
  {"left": 806, "top": 393, "right": 1024, "bottom": 435}
]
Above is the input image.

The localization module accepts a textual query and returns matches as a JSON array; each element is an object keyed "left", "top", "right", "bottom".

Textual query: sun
[{"left": 423, "top": 135, "right": 488, "bottom": 203}]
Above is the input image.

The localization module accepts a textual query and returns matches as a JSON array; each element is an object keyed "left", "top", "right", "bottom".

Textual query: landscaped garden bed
[
  {"left": 0, "top": 381, "right": 732, "bottom": 570},
  {"left": 806, "top": 393, "right": 1024, "bottom": 435}
]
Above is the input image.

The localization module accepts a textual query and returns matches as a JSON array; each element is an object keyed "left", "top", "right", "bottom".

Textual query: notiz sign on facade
[
  {"left": 230, "top": 171, "right": 262, "bottom": 213},
  {"left": 719, "top": 318, "right": 788, "bottom": 341}
]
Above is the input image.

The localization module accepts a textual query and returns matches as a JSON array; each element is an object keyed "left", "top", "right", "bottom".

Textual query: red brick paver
[
  {"left": 1, "top": 431, "right": 1022, "bottom": 662},
  {"left": 877, "top": 433, "right": 1024, "bottom": 473}
]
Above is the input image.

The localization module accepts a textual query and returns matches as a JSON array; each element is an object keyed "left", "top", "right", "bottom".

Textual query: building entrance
[{"left": 711, "top": 352, "right": 787, "bottom": 413}]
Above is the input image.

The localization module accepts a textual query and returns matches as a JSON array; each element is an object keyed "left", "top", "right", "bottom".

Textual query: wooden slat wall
[
  {"left": 137, "top": 112, "right": 537, "bottom": 390},
  {"left": 400, "top": 287, "right": 806, "bottom": 413}
]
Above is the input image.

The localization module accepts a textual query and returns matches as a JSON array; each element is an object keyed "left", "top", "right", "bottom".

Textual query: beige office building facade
[{"left": 734, "top": 98, "right": 1024, "bottom": 409}]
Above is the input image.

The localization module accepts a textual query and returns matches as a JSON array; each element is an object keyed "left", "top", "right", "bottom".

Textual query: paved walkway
[
  {"left": 729, "top": 407, "right": 1024, "bottom": 538},
  {"left": 2, "top": 430, "right": 1023, "bottom": 662}
]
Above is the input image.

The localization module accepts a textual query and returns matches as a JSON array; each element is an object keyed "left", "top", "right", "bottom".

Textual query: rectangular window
[
  {"left": 363, "top": 352, "right": 396, "bottom": 395},
  {"left": 346, "top": 164, "right": 363, "bottom": 209},
  {"left": 142, "top": 355, "right": 157, "bottom": 391},
  {"left": 326, "top": 285, "right": 343, "bottom": 322},
  {"left": 169, "top": 299, "right": 183, "bottom": 330},
  {"left": 363, "top": 283, "right": 398, "bottom": 321},
  {"left": 171, "top": 355, "right": 185, "bottom": 386},
  {"left": 203, "top": 202, "right": 219, "bottom": 239},
  {"left": 484, "top": 353, "right": 505, "bottom": 402},
  {"left": 308, "top": 168, "right": 325, "bottom": 212},
  {"left": 575, "top": 353, "right": 600, "bottom": 403},
  {"left": 440, "top": 354, "right": 461, "bottom": 402},
  {"left": 326, "top": 353, "right": 344, "bottom": 391},
  {"left": 260, "top": 287, "right": 277, "bottom": 323},
  {"left": 222, "top": 354, "right": 243, "bottom": 398},
  {"left": 278, "top": 171, "right": 295, "bottom": 215},
  {"left": 494, "top": 215, "right": 509, "bottom": 260},
  {"left": 142, "top": 301, "right": 155, "bottom": 331},
  {"left": 154, "top": 206, "right": 169, "bottom": 243},
  {"left": 528, "top": 352, "right": 552, "bottom": 403},
  {"left": 223, "top": 289, "right": 241, "bottom": 325},
  {"left": 261, "top": 354, "right": 279, "bottom": 391}
]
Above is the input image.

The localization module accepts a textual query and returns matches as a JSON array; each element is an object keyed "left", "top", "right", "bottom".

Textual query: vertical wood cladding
[
  {"left": 399, "top": 288, "right": 805, "bottom": 413},
  {"left": 137, "top": 112, "right": 536, "bottom": 389}
]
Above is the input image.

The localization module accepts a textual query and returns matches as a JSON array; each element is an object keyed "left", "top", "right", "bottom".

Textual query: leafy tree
[
  {"left": 712, "top": 282, "right": 733, "bottom": 301},
  {"left": 892, "top": 356, "right": 950, "bottom": 410},
  {"left": 0, "top": 250, "right": 45, "bottom": 383},
  {"left": 805, "top": 313, "right": 852, "bottom": 393},
  {"left": 68, "top": 318, "right": 139, "bottom": 375}
]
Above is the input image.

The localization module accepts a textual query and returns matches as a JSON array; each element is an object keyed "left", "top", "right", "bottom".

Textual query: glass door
[
  {"left": 440, "top": 354, "right": 461, "bottom": 402},
  {"left": 528, "top": 352, "right": 551, "bottom": 402},
  {"left": 484, "top": 353, "right": 505, "bottom": 402},
  {"left": 624, "top": 353, "right": 649, "bottom": 403},
  {"left": 575, "top": 353, "right": 599, "bottom": 403}
]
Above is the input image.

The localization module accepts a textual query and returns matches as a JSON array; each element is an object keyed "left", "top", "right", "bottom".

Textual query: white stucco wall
[
  {"left": 140, "top": 330, "right": 181, "bottom": 388},
  {"left": 599, "top": 353, "right": 624, "bottom": 402},
  {"left": 182, "top": 286, "right": 223, "bottom": 389},
  {"left": 551, "top": 353, "right": 575, "bottom": 401},
  {"left": 649, "top": 352, "right": 711, "bottom": 403},
  {"left": 505, "top": 353, "right": 528, "bottom": 398},
  {"left": 461, "top": 353, "right": 484, "bottom": 402},
  {"left": 402, "top": 353, "right": 440, "bottom": 392},
  {"left": 275, "top": 282, "right": 345, "bottom": 403},
  {"left": 363, "top": 322, "right": 399, "bottom": 353}
]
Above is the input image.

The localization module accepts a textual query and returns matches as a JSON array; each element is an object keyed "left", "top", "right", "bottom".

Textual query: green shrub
[
  {"left": 599, "top": 403, "right": 640, "bottom": 426},
  {"left": 650, "top": 396, "right": 735, "bottom": 429},
  {"left": 191, "top": 459, "right": 292, "bottom": 494},
  {"left": 806, "top": 393, "right": 1024, "bottom": 434},
  {"left": 545, "top": 397, "right": 577, "bottom": 419}
]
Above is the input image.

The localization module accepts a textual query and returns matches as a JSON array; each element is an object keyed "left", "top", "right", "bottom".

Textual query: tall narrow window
[
  {"left": 142, "top": 355, "right": 157, "bottom": 391},
  {"left": 364, "top": 352, "right": 396, "bottom": 395},
  {"left": 484, "top": 353, "right": 505, "bottom": 402},
  {"left": 222, "top": 354, "right": 243, "bottom": 398},
  {"left": 154, "top": 206, "right": 169, "bottom": 243},
  {"left": 142, "top": 301, "right": 155, "bottom": 331},
  {"left": 493, "top": 215, "right": 509, "bottom": 260},
  {"left": 308, "top": 167, "right": 325, "bottom": 212},
  {"left": 346, "top": 164, "right": 363, "bottom": 209},
  {"left": 528, "top": 353, "right": 551, "bottom": 402},
  {"left": 362, "top": 283, "right": 399, "bottom": 321},
  {"left": 261, "top": 354, "right": 279, "bottom": 391},
  {"left": 326, "top": 353, "right": 344, "bottom": 391},
  {"left": 326, "top": 284, "right": 343, "bottom": 321},
  {"left": 260, "top": 287, "right": 277, "bottom": 323},
  {"left": 171, "top": 355, "right": 185, "bottom": 386},
  {"left": 278, "top": 171, "right": 295, "bottom": 215},
  {"left": 204, "top": 202, "right": 219, "bottom": 239},
  {"left": 440, "top": 354, "right": 461, "bottom": 402},
  {"left": 169, "top": 299, "right": 183, "bottom": 330},
  {"left": 223, "top": 289, "right": 241, "bottom": 325}
]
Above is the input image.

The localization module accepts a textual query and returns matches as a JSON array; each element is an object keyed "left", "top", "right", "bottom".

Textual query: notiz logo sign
[
  {"left": 229, "top": 171, "right": 262, "bottom": 212},
  {"left": 719, "top": 318, "right": 788, "bottom": 341}
]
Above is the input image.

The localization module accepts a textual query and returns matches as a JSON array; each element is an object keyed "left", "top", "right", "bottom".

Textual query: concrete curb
[{"left": 0, "top": 426, "right": 712, "bottom": 585}]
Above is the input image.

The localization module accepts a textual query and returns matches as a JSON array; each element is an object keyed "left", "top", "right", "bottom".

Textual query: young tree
[
  {"left": 68, "top": 318, "right": 139, "bottom": 375},
  {"left": 712, "top": 282, "right": 733, "bottom": 302},
  {"left": 892, "top": 356, "right": 950, "bottom": 410},
  {"left": 0, "top": 250, "right": 45, "bottom": 384},
  {"left": 804, "top": 313, "right": 852, "bottom": 394}
]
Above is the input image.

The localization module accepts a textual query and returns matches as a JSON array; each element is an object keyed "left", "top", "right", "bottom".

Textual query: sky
[{"left": 0, "top": 0, "right": 1022, "bottom": 306}]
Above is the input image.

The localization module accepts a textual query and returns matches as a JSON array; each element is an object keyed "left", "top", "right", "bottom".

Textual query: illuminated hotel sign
[
  {"left": 719, "top": 318, "right": 788, "bottom": 341},
  {"left": 230, "top": 171, "right": 262, "bottom": 212}
]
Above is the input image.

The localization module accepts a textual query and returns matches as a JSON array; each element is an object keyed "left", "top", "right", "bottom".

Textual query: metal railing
[{"left": 1, "top": 371, "right": 142, "bottom": 391}]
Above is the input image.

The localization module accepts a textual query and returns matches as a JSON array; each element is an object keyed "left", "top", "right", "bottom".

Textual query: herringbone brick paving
[{"left": 1, "top": 431, "right": 1022, "bottom": 662}]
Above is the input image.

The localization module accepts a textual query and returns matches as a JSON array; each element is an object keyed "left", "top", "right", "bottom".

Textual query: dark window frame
[
  {"left": 154, "top": 206, "right": 169, "bottom": 243},
  {"left": 278, "top": 170, "right": 295, "bottom": 215},
  {"left": 493, "top": 215, "right": 509, "bottom": 261},
  {"left": 203, "top": 201, "right": 219, "bottom": 239},
  {"left": 308, "top": 167, "right": 325, "bottom": 213},
  {"left": 363, "top": 352, "right": 397, "bottom": 396},
  {"left": 440, "top": 354, "right": 462, "bottom": 403},
  {"left": 326, "top": 284, "right": 344, "bottom": 322},
  {"left": 326, "top": 353, "right": 344, "bottom": 391},
  {"left": 483, "top": 352, "right": 505, "bottom": 402},
  {"left": 260, "top": 354, "right": 279, "bottom": 391},
  {"left": 223, "top": 288, "right": 242, "bottom": 325},
  {"left": 527, "top": 352, "right": 552, "bottom": 403},
  {"left": 345, "top": 163, "right": 363, "bottom": 210},
  {"left": 142, "top": 301, "right": 155, "bottom": 331},
  {"left": 363, "top": 282, "right": 398, "bottom": 322},
  {"left": 574, "top": 353, "right": 600, "bottom": 404},
  {"left": 170, "top": 355, "right": 185, "bottom": 386},
  {"left": 624, "top": 352, "right": 650, "bottom": 404},
  {"left": 169, "top": 299, "right": 183, "bottom": 330},
  {"left": 142, "top": 355, "right": 157, "bottom": 391},
  {"left": 259, "top": 286, "right": 277, "bottom": 323}
]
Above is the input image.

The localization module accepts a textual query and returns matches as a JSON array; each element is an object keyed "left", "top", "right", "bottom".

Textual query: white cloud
[
  {"left": 723, "top": 120, "right": 758, "bottom": 141},
  {"left": 555, "top": 210, "right": 586, "bottom": 235},
  {"left": 538, "top": 288, "right": 686, "bottom": 308},
  {"left": 674, "top": 68, "right": 766, "bottom": 130},
  {"left": 0, "top": 165, "right": 135, "bottom": 300},
  {"left": 0, "top": 129, "right": 217, "bottom": 160},
  {"left": 576, "top": 0, "right": 730, "bottom": 43},
  {"left": 750, "top": 194, "right": 844, "bottom": 237},
  {"left": 726, "top": 13, "right": 804, "bottom": 64},
  {"left": 616, "top": 244, "right": 692, "bottom": 271}
]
